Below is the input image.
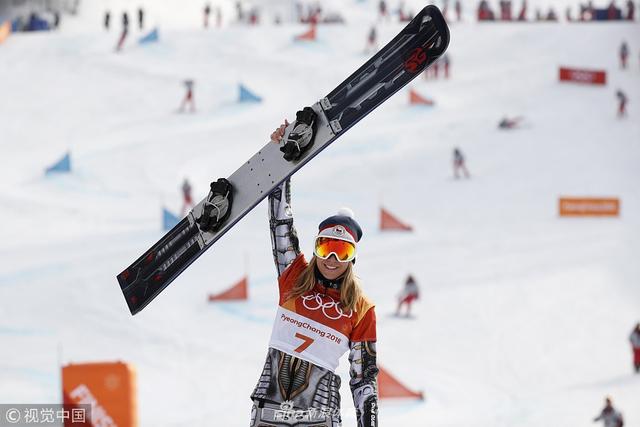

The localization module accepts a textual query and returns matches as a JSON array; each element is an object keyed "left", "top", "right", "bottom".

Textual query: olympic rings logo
[{"left": 301, "top": 293, "right": 353, "bottom": 320}]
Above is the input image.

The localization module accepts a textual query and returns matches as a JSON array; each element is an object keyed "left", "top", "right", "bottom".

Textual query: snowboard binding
[
  {"left": 280, "top": 107, "right": 317, "bottom": 161},
  {"left": 196, "top": 178, "right": 234, "bottom": 232}
]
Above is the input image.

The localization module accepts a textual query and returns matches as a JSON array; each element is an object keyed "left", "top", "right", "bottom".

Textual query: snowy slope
[{"left": 0, "top": 1, "right": 639, "bottom": 426}]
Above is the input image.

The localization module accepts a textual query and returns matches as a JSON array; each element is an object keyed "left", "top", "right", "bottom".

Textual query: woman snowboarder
[{"left": 249, "top": 122, "right": 379, "bottom": 426}]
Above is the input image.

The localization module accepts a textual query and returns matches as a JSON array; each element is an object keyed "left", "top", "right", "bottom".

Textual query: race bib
[{"left": 268, "top": 307, "right": 349, "bottom": 371}]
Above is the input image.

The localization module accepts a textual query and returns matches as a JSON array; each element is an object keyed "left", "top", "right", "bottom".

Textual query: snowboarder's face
[{"left": 316, "top": 254, "right": 349, "bottom": 281}]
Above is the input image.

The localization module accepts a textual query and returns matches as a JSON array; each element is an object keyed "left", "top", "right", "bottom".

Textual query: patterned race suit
[{"left": 249, "top": 179, "right": 378, "bottom": 427}]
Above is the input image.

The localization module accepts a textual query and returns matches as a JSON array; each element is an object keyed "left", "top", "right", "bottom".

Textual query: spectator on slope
[
  {"left": 216, "top": 6, "right": 222, "bottom": 27},
  {"left": 535, "top": 8, "right": 542, "bottom": 20},
  {"left": 517, "top": 0, "right": 527, "bottom": 20},
  {"left": 53, "top": 11, "right": 60, "bottom": 29},
  {"left": 248, "top": 8, "right": 259, "bottom": 25},
  {"left": 104, "top": 10, "right": 110, "bottom": 30},
  {"left": 630, "top": 323, "right": 640, "bottom": 373},
  {"left": 455, "top": 0, "right": 462, "bottom": 21},
  {"left": 425, "top": 58, "right": 440, "bottom": 79},
  {"left": 115, "top": 11, "right": 129, "bottom": 52},
  {"left": 498, "top": 116, "right": 523, "bottom": 130},
  {"left": 378, "top": 0, "right": 389, "bottom": 21},
  {"left": 619, "top": 41, "right": 629, "bottom": 69},
  {"left": 478, "top": 0, "right": 495, "bottom": 20},
  {"left": 365, "top": 26, "right": 377, "bottom": 54},
  {"left": 453, "top": 147, "right": 470, "bottom": 179},
  {"left": 625, "top": 0, "right": 635, "bottom": 20},
  {"left": 137, "top": 7, "right": 144, "bottom": 30},
  {"left": 586, "top": 0, "right": 595, "bottom": 20},
  {"left": 395, "top": 275, "right": 419, "bottom": 317},
  {"left": 546, "top": 7, "right": 558, "bottom": 21},
  {"left": 616, "top": 90, "right": 628, "bottom": 117},
  {"left": 593, "top": 397, "right": 624, "bottom": 427},
  {"left": 607, "top": 1, "right": 620, "bottom": 20},
  {"left": 181, "top": 178, "right": 195, "bottom": 216},
  {"left": 204, "top": 3, "right": 211, "bottom": 28},
  {"left": 499, "top": 1, "right": 508, "bottom": 20},
  {"left": 235, "top": 1, "right": 244, "bottom": 23},
  {"left": 179, "top": 80, "right": 196, "bottom": 113},
  {"left": 443, "top": 53, "right": 451, "bottom": 78}
]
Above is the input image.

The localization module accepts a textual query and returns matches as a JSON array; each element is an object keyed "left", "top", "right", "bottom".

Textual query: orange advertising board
[
  {"left": 62, "top": 361, "right": 138, "bottom": 427},
  {"left": 0, "top": 21, "right": 11, "bottom": 44},
  {"left": 559, "top": 197, "right": 620, "bottom": 217}
]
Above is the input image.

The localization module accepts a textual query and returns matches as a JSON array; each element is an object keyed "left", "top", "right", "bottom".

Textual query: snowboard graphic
[{"left": 117, "top": 6, "right": 450, "bottom": 315}]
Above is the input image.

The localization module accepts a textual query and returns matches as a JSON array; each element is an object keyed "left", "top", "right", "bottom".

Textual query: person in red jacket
[
  {"left": 248, "top": 121, "right": 379, "bottom": 427},
  {"left": 607, "top": 0, "right": 619, "bottom": 20},
  {"left": 180, "top": 178, "right": 195, "bottom": 216},
  {"left": 178, "top": 80, "right": 195, "bottom": 113},
  {"left": 365, "top": 26, "right": 377, "bottom": 53},
  {"left": 517, "top": 0, "right": 528, "bottom": 20},
  {"left": 115, "top": 11, "right": 129, "bottom": 51},
  {"left": 619, "top": 41, "right": 629, "bottom": 68},
  {"left": 626, "top": 0, "right": 635, "bottom": 20},
  {"left": 616, "top": 90, "right": 628, "bottom": 117},
  {"left": 396, "top": 275, "right": 419, "bottom": 317},
  {"left": 498, "top": 116, "right": 524, "bottom": 130},
  {"left": 630, "top": 323, "right": 640, "bottom": 373}
]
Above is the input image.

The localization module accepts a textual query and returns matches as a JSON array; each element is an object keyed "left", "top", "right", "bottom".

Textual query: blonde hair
[{"left": 287, "top": 256, "right": 363, "bottom": 312}]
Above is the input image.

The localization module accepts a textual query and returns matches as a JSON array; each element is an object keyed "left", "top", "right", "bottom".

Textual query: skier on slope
[
  {"left": 619, "top": 41, "right": 629, "bottom": 69},
  {"left": 249, "top": 121, "right": 379, "bottom": 427},
  {"left": 498, "top": 116, "right": 523, "bottom": 129},
  {"left": 453, "top": 147, "right": 470, "bottom": 179},
  {"left": 116, "top": 11, "right": 129, "bottom": 51},
  {"left": 179, "top": 80, "right": 196, "bottom": 113},
  {"left": 455, "top": 0, "right": 462, "bottom": 21},
  {"left": 181, "top": 178, "right": 195, "bottom": 216},
  {"left": 593, "top": 397, "right": 624, "bottom": 427},
  {"left": 616, "top": 90, "right": 628, "bottom": 117},
  {"left": 395, "top": 275, "right": 419, "bottom": 317},
  {"left": 443, "top": 53, "right": 451, "bottom": 78},
  {"left": 365, "top": 26, "right": 378, "bottom": 53},
  {"left": 204, "top": 3, "right": 211, "bottom": 28},
  {"left": 137, "top": 7, "right": 144, "bottom": 30},
  {"left": 630, "top": 323, "right": 640, "bottom": 373}
]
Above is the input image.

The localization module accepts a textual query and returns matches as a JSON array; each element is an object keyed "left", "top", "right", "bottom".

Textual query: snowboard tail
[{"left": 117, "top": 6, "right": 449, "bottom": 315}]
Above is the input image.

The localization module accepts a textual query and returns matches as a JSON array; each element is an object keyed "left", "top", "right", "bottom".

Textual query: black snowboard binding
[
  {"left": 196, "top": 178, "right": 233, "bottom": 232},
  {"left": 280, "top": 107, "right": 317, "bottom": 161}
]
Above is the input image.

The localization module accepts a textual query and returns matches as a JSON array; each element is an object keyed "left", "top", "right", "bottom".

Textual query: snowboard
[{"left": 117, "top": 6, "right": 450, "bottom": 315}]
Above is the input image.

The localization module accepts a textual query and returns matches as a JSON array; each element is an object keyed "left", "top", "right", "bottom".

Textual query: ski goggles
[{"left": 314, "top": 237, "right": 357, "bottom": 263}]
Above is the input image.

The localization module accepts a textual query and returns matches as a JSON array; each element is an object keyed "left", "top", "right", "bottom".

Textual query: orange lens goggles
[{"left": 314, "top": 237, "right": 356, "bottom": 262}]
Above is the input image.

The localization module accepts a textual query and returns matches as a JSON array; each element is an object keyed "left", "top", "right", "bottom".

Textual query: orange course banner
[
  {"left": 0, "top": 21, "right": 11, "bottom": 44},
  {"left": 559, "top": 67, "right": 606, "bottom": 85},
  {"left": 559, "top": 197, "right": 620, "bottom": 217},
  {"left": 62, "top": 361, "right": 138, "bottom": 427}
]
